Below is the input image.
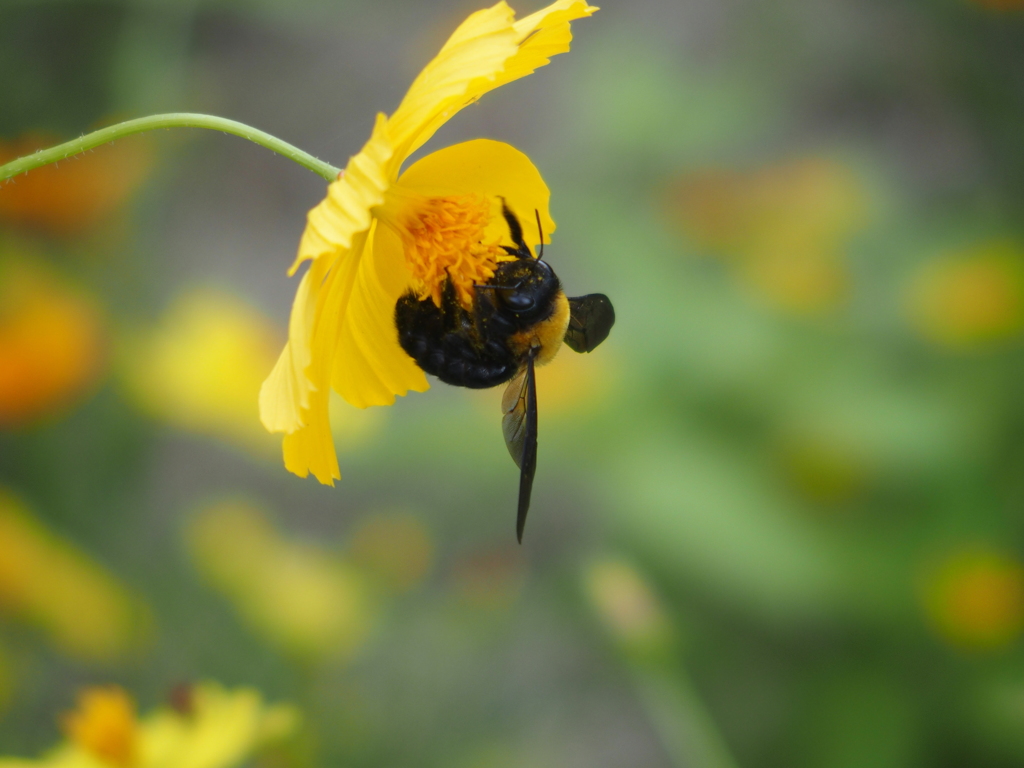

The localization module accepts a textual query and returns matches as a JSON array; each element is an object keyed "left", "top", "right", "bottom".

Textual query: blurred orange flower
[
  {"left": 0, "top": 258, "right": 105, "bottom": 427},
  {"left": 666, "top": 156, "right": 866, "bottom": 314},
  {"left": 924, "top": 547, "right": 1024, "bottom": 650},
  {"left": 0, "top": 134, "right": 152, "bottom": 236},
  {"left": 907, "top": 240, "right": 1024, "bottom": 348},
  {"left": 0, "top": 488, "right": 149, "bottom": 661}
]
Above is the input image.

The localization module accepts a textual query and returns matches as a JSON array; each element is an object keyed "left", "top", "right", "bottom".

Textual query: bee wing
[
  {"left": 501, "top": 370, "right": 528, "bottom": 469},
  {"left": 564, "top": 294, "right": 616, "bottom": 353},
  {"left": 501, "top": 349, "right": 539, "bottom": 543}
]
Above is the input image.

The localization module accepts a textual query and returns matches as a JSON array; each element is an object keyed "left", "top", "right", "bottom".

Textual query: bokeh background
[{"left": 3, "top": 0, "right": 1024, "bottom": 765}]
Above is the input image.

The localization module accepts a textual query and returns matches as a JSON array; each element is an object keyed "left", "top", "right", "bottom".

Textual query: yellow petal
[
  {"left": 397, "top": 139, "right": 555, "bottom": 251},
  {"left": 278, "top": 233, "right": 367, "bottom": 484},
  {"left": 259, "top": 259, "right": 323, "bottom": 434},
  {"left": 387, "top": 1, "right": 596, "bottom": 167},
  {"left": 331, "top": 223, "right": 429, "bottom": 408},
  {"left": 281, "top": 384, "right": 339, "bottom": 485},
  {"left": 290, "top": 113, "right": 393, "bottom": 275},
  {"left": 502, "top": 0, "right": 599, "bottom": 88},
  {"left": 263, "top": 115, "right": 393, "bottom": 435}
]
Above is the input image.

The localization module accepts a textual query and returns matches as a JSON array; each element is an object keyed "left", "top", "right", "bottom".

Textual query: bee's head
[{"left": 485, "top": 258, "right": 561, "bottom": 324}]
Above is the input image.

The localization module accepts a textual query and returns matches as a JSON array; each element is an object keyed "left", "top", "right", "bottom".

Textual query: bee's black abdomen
[
  {"left": 394, "top": 237, "right": 563, "bottom": 392},
  {"left": 396, "top": 292, "right": 518, "bottom": 389}
]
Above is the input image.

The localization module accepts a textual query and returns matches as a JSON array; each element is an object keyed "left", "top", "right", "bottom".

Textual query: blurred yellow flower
[
  {"left": 666, "top": 157, "right": 866, "bottom": 314},
  {"left": 778, "top": 434, "right": 868, "bottom": 505},
  {"left": 186, "top": 499, "right": 372, "bottom": 658},
  {"left": 0, "top": 682, "right": 297, "bottom": 768},
  {"left": 924, "top": 547, "right": 1024, "bottom": 650},
  {"left": 906, "top": 240, "right": 1024, "bottom": 348},
  {"left": 120, "top": 288, "right": 383, "bottom": 455},
  {"left": 583, "top": 557, "right": 673, "bottom": 655},
  {"left": 349, "top": 511, "right": 434, "bottom": 593},
  {"left": 119, "top": 289, "right": 277, "bottom": 448},
  {"left": 0, "top": 133, "right": 151, "bottom": 236},
  {"left": 0, "top": 489, "right": 149, "bottom": 661},
  {"left": 62, "top": 687, "right": 138, "bottom": 768},
  {"left": 524, "top": 341, "right": 615, "bottom": 414},
  {"left": 259, "top": 0, "right": 597, "bottom": 484},
  {"left": 737, "top": 244, "right": 847, "bottom": 315},
  {"left": 0, "top": 258, "right": 105, "bottom": 427}
]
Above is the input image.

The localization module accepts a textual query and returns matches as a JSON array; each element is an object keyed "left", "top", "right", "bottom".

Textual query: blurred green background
[{"left": 3, "top": 0, "right": 1024, "bottom": 766}]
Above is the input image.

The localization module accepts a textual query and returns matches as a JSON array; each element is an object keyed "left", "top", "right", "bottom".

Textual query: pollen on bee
[{"left": 401, "top": 194, "right": 510, "bottom": 309}]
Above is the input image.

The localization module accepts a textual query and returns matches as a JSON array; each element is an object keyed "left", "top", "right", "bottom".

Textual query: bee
[{"left": 395, "top": 202, "right": 615, "bottom": 542}]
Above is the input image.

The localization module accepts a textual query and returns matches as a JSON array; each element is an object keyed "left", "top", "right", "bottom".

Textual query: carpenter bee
[{"left": 395, "top": 202, "right": 615, "bottom": 542}]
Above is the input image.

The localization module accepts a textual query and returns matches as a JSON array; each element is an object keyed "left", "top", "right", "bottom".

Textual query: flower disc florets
[{"left": 396, "top": 195, "right": 510, "bottom": 308}]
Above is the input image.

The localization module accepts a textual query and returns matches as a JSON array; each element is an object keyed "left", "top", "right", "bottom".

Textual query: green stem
[{"left": 0, "top": 113, "right": 341, "bottom": 182}]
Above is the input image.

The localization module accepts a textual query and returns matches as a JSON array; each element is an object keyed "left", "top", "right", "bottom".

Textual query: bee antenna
[{"left": 535, "top": 209, "right": 544, "bottom": 260}]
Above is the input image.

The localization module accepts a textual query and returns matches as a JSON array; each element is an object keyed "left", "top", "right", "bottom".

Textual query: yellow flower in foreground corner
[
  {"left": 259, "top": 0, "right": 597, "bottom": 484},
  {"left": 0, "top": 682, "right": 298, "bottom": 768}
]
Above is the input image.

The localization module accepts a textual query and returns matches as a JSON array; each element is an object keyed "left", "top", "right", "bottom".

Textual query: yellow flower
[
  {"left": 259, "top": 0, "right": 597, "bottom": 484},
  {"left": 0, "top": 682, "right": 298, "bottom": 768},
  {"left": 0, "top": 488, "right": 149, "bottom": 662},
  {"left": 186, "top": 499, "right": 372, "bottom": 659},
  {"left": 906, "top": 240, "right": 1024, "bottom": 348},
  {"left": 119, "top": 289, "right": 281, "bottom": 451}
]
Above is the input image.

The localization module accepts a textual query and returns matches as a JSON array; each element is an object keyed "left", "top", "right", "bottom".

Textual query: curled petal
[
  {"left": 259, "top": 260, "right": 325, "bottom": 434},
  {"left": 332, "top": 223, "right": 429, "bottom": 408},
  {"left": 291, "top": 114, "right": 393, "bottom": 275},
  {"left": 504, "top": 0, "right": 599, "bottom": 87},
  {"left": 282, "top": 385, "right": 339, "bottom": 484},
  {"left": 388, "top": 0, "right": 596, "bottom": 168},
  {"left": 275, "top": 236, "right": 360, "bottom": 483}
]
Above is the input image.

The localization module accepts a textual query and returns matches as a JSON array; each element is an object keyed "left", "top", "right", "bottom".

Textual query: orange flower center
[
  {"left": 399, "top": 195, "right": 509, "bottom": 309},
  {"left": 62, "top": 686, "right": 139, "bottom": 768}
]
